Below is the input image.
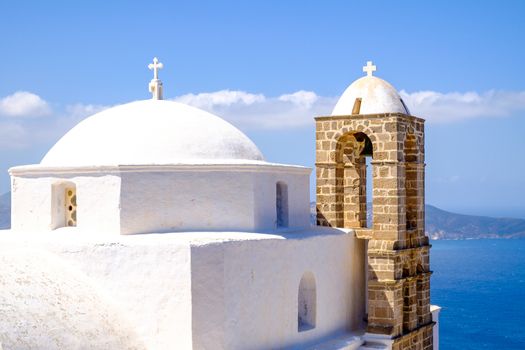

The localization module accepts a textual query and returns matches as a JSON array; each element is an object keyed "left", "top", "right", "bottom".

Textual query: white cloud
[
  {"left": 63, "top": 103, "right": 109, "bottom": 123},
  {"left": 174, "top": 89, "right": 525, "bottom": 128},
  {"left": 400, "top": 90, "right": 525, "bottom": 123},
  {"left": 176, "top": 90, "right": 265, "bottom": 109},
  {"left": 278, "top": 90, "right": 318, "bottom": 108},
  {"left": 0, "top": 91, "right": 51, "bottom": 118},
  {"left": 173, "top": 90, "right": 336, "bottom": 129},
  {"left": 0, "top": 91, "right": 109, "bottom": 150},
  {"left": 1, "top": 88, "right": 524, "bottom": 151}
]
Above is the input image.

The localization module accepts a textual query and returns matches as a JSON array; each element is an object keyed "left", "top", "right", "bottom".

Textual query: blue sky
[{"left": 0, "top": 0, "right": 524, "bottom": 218}]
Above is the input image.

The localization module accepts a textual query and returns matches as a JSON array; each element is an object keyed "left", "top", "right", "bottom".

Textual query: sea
[{"left": 431, "top": 239, "right": 525, "bottom": 349}]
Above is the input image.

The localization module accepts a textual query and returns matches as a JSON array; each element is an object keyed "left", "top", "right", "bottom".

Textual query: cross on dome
[
  {"left": 363, "top": 61, "right": 377, "bottom": 77},
  {"left": 148, "top": 57, "right": 164, "bottom": 100},
  {"left": 148, "top": 57, "right": 163, "bottom": 80}
]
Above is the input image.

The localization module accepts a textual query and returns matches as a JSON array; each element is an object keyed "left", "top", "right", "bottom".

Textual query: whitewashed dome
[
  {"left": 332, "top": 66, "right": 410, "bottom": 116},
  {"left": 41, "top": 99, "right": 264, "bottom": 167}
]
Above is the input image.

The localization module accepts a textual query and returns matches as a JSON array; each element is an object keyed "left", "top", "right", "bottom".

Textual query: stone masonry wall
[{"left": 315, "top": 113, "right": 433, "bottom": 349}]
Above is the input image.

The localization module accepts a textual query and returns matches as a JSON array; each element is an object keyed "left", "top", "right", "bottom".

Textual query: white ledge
[{"left": 9, "top": 161, "right": 311, "bottom": 176}]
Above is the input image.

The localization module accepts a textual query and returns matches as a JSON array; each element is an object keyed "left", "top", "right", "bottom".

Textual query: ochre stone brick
[{"left": 315, "top": 113, "right": 432, "bottom": 348}]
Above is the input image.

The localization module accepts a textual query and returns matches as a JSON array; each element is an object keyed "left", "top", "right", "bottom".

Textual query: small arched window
[
  {"left": 276, "top": 181, "right": 288, "bottom": 228},
  {"left": 298, "top": 271, "right": 316, "bottom": 331}
]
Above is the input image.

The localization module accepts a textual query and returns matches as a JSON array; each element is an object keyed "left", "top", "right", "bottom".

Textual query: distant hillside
[
  {"left": 309, "top": 202, "right": 525, "bottom": 240},
  {"left": 425, "top": 204, "right": 525, "bottom": 239},
  {"left": 0, "top": 191, "right": 10, "bottom": 229}
]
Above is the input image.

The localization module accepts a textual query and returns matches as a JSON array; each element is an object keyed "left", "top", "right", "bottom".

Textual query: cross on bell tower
[
  {"left": 363, "top": 61, "right": 377, "bottom": 77},
  {"left": 148, "top": 57, "right": 164, "bottom": 100}
]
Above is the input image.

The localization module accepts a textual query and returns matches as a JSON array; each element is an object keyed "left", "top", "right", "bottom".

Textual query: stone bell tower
[{"left": 316, "top": 62, "right": 434, "bottom": 349}]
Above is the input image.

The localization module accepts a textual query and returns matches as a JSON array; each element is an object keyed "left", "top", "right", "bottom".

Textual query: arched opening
[
  {"left": 51, "top": 181, "right": 77, "bottom": 229},
  {"left": 335, "top": 131, "right": 373, "bottom": 228},
  {"left": 276, "top": 181, "right": 288, "bottom": 228},
  {"left": 298, "top": 271, "right": 316, "bottom": 331}
]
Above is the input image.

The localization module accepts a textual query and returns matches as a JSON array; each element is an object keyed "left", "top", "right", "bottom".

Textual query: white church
[{"left": 0, "top": 59, "right": 440, "bottom": 350}]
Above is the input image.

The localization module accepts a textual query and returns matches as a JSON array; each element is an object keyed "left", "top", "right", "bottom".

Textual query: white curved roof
[
  {"left": 332, "top": 76, "right": 410, "bottom": 116},
  {"left": 0, "top": 249, "right": 144, "bottom": 350},
  {"left": 41, "top": 100, "right": 264, "bottom": 167}
]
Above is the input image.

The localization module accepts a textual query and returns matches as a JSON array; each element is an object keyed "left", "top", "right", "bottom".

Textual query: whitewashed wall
[
  {"left": 120, "top": 166, "right": 311, "bottom": 234},
  {"left": 0, "top": 231, "right": 193, "bottom": 349},
  {"left": 55, "top": 237, "right": 194, "bottom": 349},
  {"left": 191, "top": 229, "right": 366, "bottom": 350},
  {"left": 119, "top": 170, "right": 255, "bottom": 234},
  {"left": 11, "top": 164, "right": 310, "bottom": 235},
  {"left": 0, "top": 227, "right": 365, "bottom": 350},
  {"left": 253, "top": 171, "right": 311, "bottom": 231},
  {"left": 431, "top": 305, "right": 441, "bottom": 350},
  {"left": 10, "top": 174, "right": 121, "bottom": 232}
]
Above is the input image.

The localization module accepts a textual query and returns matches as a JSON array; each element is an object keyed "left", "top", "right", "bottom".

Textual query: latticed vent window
[
  {"left": 51, "top": 182, "right": 77, "bottom": 229},
  {"left": 65, "top": 187, "right": 77, "bottom": 227}
]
